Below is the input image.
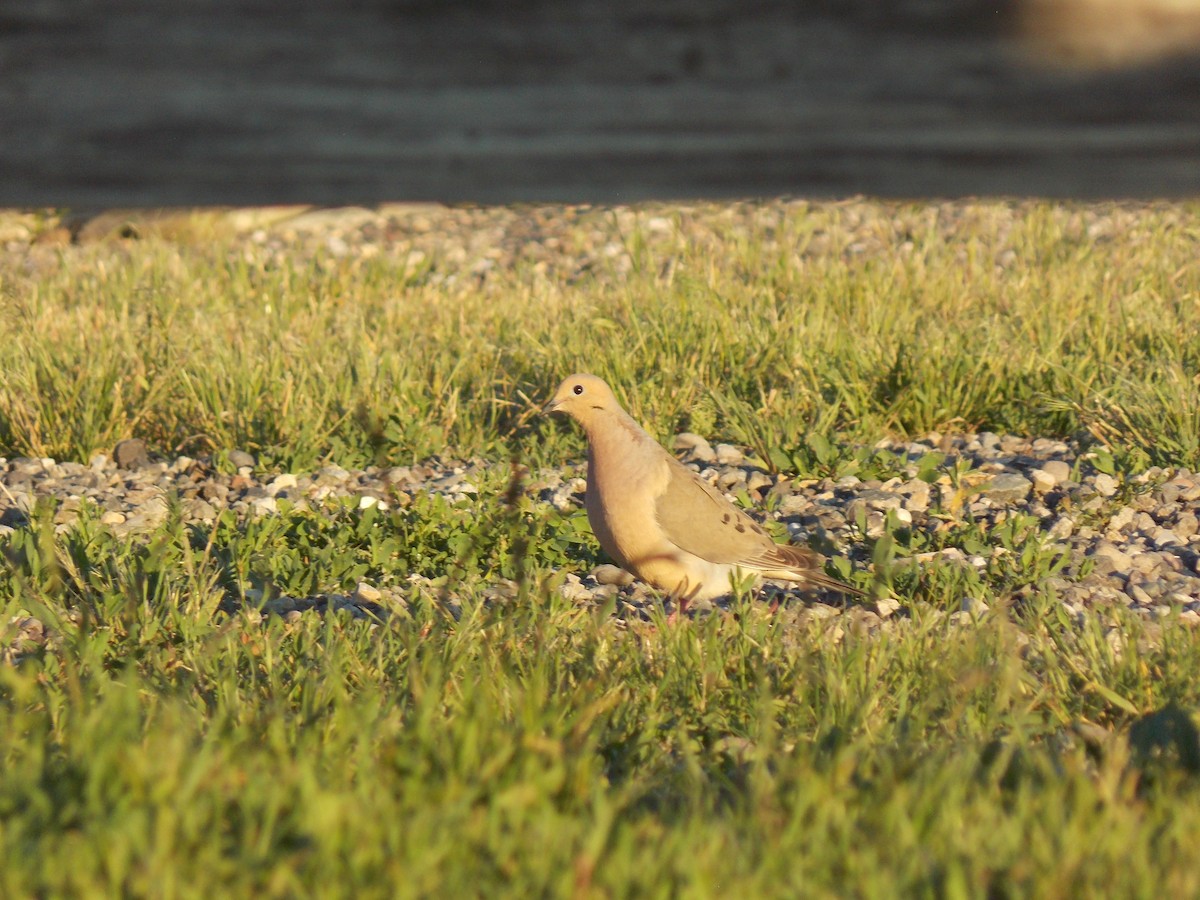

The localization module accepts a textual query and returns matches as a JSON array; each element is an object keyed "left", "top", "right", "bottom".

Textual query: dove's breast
[{"left": 583, "top": 419, "right": 671, "bottom": 569}]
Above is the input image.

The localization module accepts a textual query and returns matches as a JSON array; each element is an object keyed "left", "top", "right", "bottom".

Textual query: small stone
[
  {"left": 1130, "top": 552, "right": 1167, "bottom": 575},
  {"left": 268, "top": 473, "right": 298, "bottom": 495},
  {"left": 981, "top": 473, "right": 1031, "bottom": 503},
  {"left": 284, "top": 609, "right": 304, "bottom": 624},
  {"left": 199, "top": 481, "right": 228, "bottom": 503},
  {"left": 1040, "top": 461, "right": 1072, "bottom": 484},
  {"left": 353, "top": 582, "right": 383, "bottom": 603},
  {"left": 560, "top": 580, "right": 594, "bottom": 603},
  {"left": 747, "top": 471, "right": 773, "bottom": 493},
  {"left": 227, "top": 449, "right": 256, "bottom": 469},
  {"left": 1091, "top": 542, "right": 1133, "bottom": 574},
  {"left": 714, "top": 444, "right": 744, "bottom": 466},
  {"left": 775, "top": 493, "right": 809, "bottom": 516},
  {"left": 100, "top": 510, "right": 126, "bottom": 526},
  {"left": 674, "top": 433, "right": 716, "bottom": 463},
  {"left": 717, "top": 470, "right": 747, "bottom": 492},
  {"left": 593, "top": 564, "right": 635, "bottom": 586},
  {"left": 901, "top": 480, "right": 931, "bottom": 512},
  {"left": 961, "top": 596, "right": 989, "bottom": 615},
  {"left": 1030, "top": 469, "right": 1057, "bottom": 493},
  {"left": 1152, "top": 528, "right": 1182, "bottom": 549},
  {"left": 113, "top": 439, "right": 150, "bottom": 470},
  {"left": 1175, "top": 512, "right": 1199, "bottom": 539},
  {"left": 383, "top": 466, "right": 414, "bottom": 485},
  {"left": 857, "top": 489, "right": 903, "bottom": 511},
  {"left": 250, "top": 496, "right": 278, "bottom": 515},
  {"left": 183, "top": 499, "right": 217, "bottom": 520},
  {"left": 592, "top": 584, "right": 620, "bottom": 601},
  {"left": 1108, "top": 507, "right": 1136, "bottom": 533},
  {"left": 1093, "top": 473, "right": 1119, "bottom": 497},
  {"left": 874, "top": 597, "right": 901, "bottom": 618}
]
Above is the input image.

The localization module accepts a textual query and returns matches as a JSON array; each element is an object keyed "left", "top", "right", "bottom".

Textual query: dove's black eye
[{"left": 573, "top": 384, "right": 584, "bottom": 395}]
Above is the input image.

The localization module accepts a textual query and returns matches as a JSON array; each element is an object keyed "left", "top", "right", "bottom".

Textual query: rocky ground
[
  {"left": 2, "top": 199, "right": 1176, "bottom": 289},
  {"left": 4, "top": 428, "right": 1200, "bottom": 641},
  {"left": 4, "top": 201, "right": 1199, "bottom": 649}
]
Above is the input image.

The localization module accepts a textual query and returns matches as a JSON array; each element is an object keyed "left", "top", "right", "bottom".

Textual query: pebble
[
  {"left": 674, "top": 433, "right": 716, "bottom": 463},
  {"left": 1040, "top": 460, "right": 1072, "bottom": 484},
  {"left": 901, "top": 480, "right": 931, "bottom": 512},
  {"left": 268, "top": 473, "right": 299, "bottom": 495},
  {"left": 1091, "top": 542, "right": 1134, "bottom": 574},
  {"left": 874, "top": 597, "right": 901, "bottom": 618},
  {"left": 113, "top": 439, "right": 150, "bottom": 470},
  {"left": 1093, "top": 473, "right": 1119, "bottom": 497},
  {"left": 1108, "top": 506, "right": 1135, "bottom": 532},
  {"left": 559, "top": 576, "right": 595, "bottom": 604},
  {"left": 251, "top": 497, "right": 278, "bottom": 515},
  {"left": 981, "top": 473, "right": 1031, "bottom": 503},
  {"left": 228, "top": 449, "right": 257, "bottom": 469},
  {"left": 747, "top": 471, "right": 773, "bottom": 493},
  {"left": 714, "top": 444, "right": 744, "bottom": 466},
  {"left": 593, "top": 564, "right": 635, "bottom": 586},
  {"left": 352, "top": 582, "right": 383, "bottom": 603},
  {"left": 1031, "top": 469, "right": 1057, "bottom": 493},
  {"left": 1152, "top": 528, "right": 1182, "bottom": 549},
  {"left": 1176, "top": 512, "right": 1199, "bottom": 538}
]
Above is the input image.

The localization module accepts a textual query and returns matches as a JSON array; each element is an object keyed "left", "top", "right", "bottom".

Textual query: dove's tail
[{"left": 756, "top": 543, "right": 866, "bottom": 597}]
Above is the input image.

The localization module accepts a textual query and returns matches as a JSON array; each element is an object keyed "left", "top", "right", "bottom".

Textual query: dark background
[{"left": 3, "top": 0, "right": 1200, "bottom": 206}]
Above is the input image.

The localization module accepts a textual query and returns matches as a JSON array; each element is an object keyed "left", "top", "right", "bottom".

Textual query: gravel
[
  {"left": 4, "top": 430, "right": 1200, "bottom": 646},
  {"left": 4, "top": 201, "right": 1199, "bottom": 645},
  {"left": 5, "top": 200, "right": 1183, "bottom": 294}
]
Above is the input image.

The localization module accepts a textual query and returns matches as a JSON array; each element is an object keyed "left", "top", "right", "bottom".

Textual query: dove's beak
[{"left": 542, "top": 397, "right": 563, "bottom": 416}]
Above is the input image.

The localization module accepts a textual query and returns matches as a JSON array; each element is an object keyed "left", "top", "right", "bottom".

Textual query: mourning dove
[{"left": 545, "top": 373, "right": 861, "bottom": 613}]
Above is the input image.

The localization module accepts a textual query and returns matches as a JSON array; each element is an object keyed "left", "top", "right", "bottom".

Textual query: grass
[
  {"left": 1, "top": 201, "right": 1198, "bottom": 471},
  {"left": 4, "top": 502, "right": 1200, "bottom": 897},
  {"left": 2, "top": 200, "right": 1200, "bottom": 896}
]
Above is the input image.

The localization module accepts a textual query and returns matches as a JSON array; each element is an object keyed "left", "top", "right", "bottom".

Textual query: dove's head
[{"left": 544, "top": 373, "right": 623, "bottom": 425}]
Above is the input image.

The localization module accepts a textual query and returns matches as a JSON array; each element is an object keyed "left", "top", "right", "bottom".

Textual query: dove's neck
[
  {"left": 583, "top": 406, "right": 660, "bottom": 478},
  {"left": 582, "top": 405, "right": 647, "bottom": 445}
]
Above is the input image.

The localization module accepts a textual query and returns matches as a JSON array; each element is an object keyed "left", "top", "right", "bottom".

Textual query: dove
[{"left": 545, "top": 373, "right": 861, "bottom": 615}]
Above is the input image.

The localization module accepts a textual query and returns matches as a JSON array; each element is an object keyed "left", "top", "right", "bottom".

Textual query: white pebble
[
  {"left": 874, "top": 597, "right": 901, "bottom": 618},
  {"left": 714, "top": 444, "right": 744, "bottom": 465},
  {"left": 1040, "top": 460, "right": 1072, "bottom": 484},
  {"left": 353, "top": 582, "right": 383, "bottom": 603}
]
